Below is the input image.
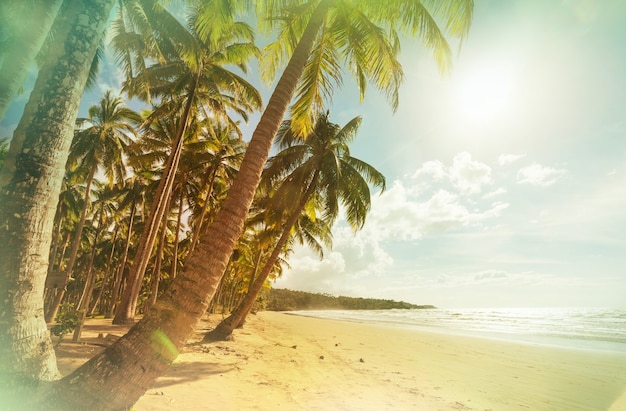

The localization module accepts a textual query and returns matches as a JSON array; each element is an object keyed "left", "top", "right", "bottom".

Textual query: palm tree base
[{"left": 202, "top": 328, "right": 234, "bottom": 342}]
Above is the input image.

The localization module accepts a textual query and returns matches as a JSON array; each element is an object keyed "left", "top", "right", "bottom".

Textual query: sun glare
[{"left": 454, "top": 65, "right": 518, "bottom": 125}]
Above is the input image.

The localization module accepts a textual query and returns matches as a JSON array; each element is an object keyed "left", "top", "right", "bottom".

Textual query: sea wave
[{"left": 292, "top": 307, "right": 626, "bottom": 353}]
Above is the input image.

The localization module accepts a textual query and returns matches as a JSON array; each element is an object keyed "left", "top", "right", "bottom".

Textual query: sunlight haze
[{"left": 273, "top": 0, "right": 626, "bottom": 309}]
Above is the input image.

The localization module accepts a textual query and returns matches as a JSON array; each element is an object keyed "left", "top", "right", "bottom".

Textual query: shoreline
[
  {"left": 56, "top": 311, "right": 626, "bottom": 410},
  {"left": 286, "top": 308, "right": 626, "bottom": 355}
]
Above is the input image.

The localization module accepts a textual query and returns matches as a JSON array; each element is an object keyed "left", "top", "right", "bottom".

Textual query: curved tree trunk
[
  {"left": 42, "top": 4, "right": 329, "bottom": 409},
  {"left": 170, "top": 188, "right": 184, "bottom": 280},
  {"left": 47, "top": 202, "right": 66, "bottom": 274},
  {"left": 0, "top": 0, "right": 63, "bottom": 123},
  {"left": 146, "top": 195, "right": 171, "bottom": 311},
  {"left": 89, "top": 224, "right": 119, "bottom": 316},
  {"left": 206, "top": 172, "right": 320, "bottom": 340},
  {"left": 72, "top": 211, "right": 105, "bottom": 342},
  {"left": 45, "top": 162, "right": 98, "bottom": 324},
  {"left": 113, "top": 74, "right": 200, "bottom": 325},
  {"left": 0, "top": 0, "right": 115, "bottom": 402},
  {"left": 106, "top": 201, "right": 137, "bottom": 318}
]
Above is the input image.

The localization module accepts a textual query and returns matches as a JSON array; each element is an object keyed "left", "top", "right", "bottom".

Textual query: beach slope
[{"left": 57, "top": 312, "right": 626, "bottom": 410}]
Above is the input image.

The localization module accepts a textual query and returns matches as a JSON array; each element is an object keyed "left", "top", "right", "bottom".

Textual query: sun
[{"left": 454, "top": 64, "right": 518, "bottom": 125}]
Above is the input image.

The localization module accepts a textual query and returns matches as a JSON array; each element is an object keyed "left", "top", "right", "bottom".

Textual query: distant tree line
[{"left": 265, "top": 288, "right": 435, "bottom": 311}]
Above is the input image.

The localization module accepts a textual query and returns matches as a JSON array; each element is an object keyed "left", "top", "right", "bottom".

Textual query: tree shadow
[{"left": 150, "top": 361, "right": 237, "bottom": 389}]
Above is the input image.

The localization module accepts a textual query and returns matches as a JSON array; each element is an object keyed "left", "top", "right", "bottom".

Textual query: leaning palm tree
[
  {"left": 187, "top": 122, "right": 247, "bottom": 254},
  {"left": 0, "top": 0, "right": 114, "bottom": 388},
  {"left": 206, "top": 111, "right": 385, "bottom": 340},
  {"left": 45, "top": 90, "right": 141, "bottom": 324},
  {"left": 112, "top": 7, "right": 262, "bottom": 324},
  {"left": 44, "top": 2, "right": 473, "bottom": 409}
]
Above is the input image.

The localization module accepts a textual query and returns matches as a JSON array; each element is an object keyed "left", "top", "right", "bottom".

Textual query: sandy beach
[{"left": 55, "top": 312, "right": 626, "bottom": 410}]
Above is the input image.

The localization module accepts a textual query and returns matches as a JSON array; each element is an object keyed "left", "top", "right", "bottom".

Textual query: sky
[
  {"left": 2, "top": 0, "right": 625, "bottom": 309},
  {"left": 274, "top": 0, "right": 626, "bottom": 308}
]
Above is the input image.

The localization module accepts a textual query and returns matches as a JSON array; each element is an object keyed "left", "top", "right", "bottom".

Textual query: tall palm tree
[
  {"left": 44, "top": 2, "right": 473, "bottom": 409},
  {"left": 187, "top": 123, "right": 246, "bottom": 254},
  {"left": 207, "top": 112, "right": 385, "bottom": 339},
  {"left": 105, "top": 172, "right": 154, "bottom": 318},
  {"left": 45, "top": 90, "right": 141, "bottom": 324},
  {"left": 112, "top": 8, "right": 262, "bottom": 324},
  {"left": 0, "top": 0, "right": 115, "bottom": 389}
]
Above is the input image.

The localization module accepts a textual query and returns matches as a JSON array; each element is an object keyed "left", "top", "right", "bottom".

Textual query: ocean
[{"left": 291, "top": 307, "right": 626, "bottom": 353}]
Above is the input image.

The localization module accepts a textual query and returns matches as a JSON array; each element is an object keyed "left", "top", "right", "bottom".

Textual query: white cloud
[
  {"left": 498, "top": 153, "right": 526, "bottom": 166},
  {"left": 483, "top": 187, "right": 507, "bottom": 199},
  {"left": 411, "top": 152, "right": 493, "bottom": 195},
  {"left": 449, "top": 152, "right": 493, "bottom": 195},
  {"left": 277, "top": 153, "right": 511, "bottom": 298},
  {"left": 517, "top": 163, "right": 567, "bottom": 186},
  {"left": 412, "top": 160, "right": 448, "bottom": 180},
  {"left": 474, "top": 270, "right": 509, "bottom": 282}
]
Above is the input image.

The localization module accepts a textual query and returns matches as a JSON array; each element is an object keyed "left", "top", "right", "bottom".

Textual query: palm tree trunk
[
  {"left": 89, "top": 224, "right": 119, "bottom": 316},
  {"left": 107, "top": 201, "right": 137, "bottom": 318},
  {"left": 0, "top": 0, "right": 114, "bottom": 394},
  {"left": 42, "top": 3, "right": 329, "bottom": 408},
  {"left": 0, "top": 0, "right": 63, "bottom": 124},
  {"left": 87, "top": 224, "right": 119, "bottom": 316},
  {"left": 72, "top": 211, "right": 105, "bottom": 342},
  {"left": 188, "top": 166, "right": 218, "bottom": 254},
  {"left": 113, "top": 74, "right": 200, "bottom": 325},
  {"left": 207, "top": 172, "right": 320, "bottom": 340},
  {"left": 146, "top": 199, "right": 170, "bottom": 310},
  {"left": 47, "top": 203, "right": 66, "bottom": 273},
  {"left": 170, "top": 188, "right": 184, "bottom": 280},
  {"left": 45, "top": 162, "right": 98, "bottom": 324}
]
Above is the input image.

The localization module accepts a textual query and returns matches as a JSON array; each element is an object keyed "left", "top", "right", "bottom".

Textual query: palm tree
[
  {"left": 105, "top": 172, "right": 153, "bottom": 318},
  {"left": 45, "top": 90, "right": 141, "bottom": 324},
  {"left": 0, "top": 0, "right": 115, "bottom": 389},
  {"left": 112, "top": 8, "right": 262, "bottom": 324},
  {"left": 207, "top": 112, "right": 385, "bottom": 339},
  {"left": 187, "top": 123, "right": 246, "bottom": 254}
]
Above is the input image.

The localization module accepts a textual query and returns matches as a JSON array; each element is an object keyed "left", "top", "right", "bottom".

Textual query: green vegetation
[
  {"left": 49, "top": 303, "right": 79, "bottom": 347},
  {"left": 266, "top": 288, "right": 435, "bottom": 311},
  {"left": 0, "top": 138, "right": 8, "bottom": 169}
]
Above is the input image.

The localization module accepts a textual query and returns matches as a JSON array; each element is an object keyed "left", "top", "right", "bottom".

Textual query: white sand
[{"left": 56, "top": 312, "right": 626, "bottom": 410}]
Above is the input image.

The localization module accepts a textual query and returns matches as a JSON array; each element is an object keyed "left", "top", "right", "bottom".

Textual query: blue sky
[
  {"left": 275, "top": 0, "right": 626, "bottom": 308},
  {"left": 2, "top": 0, "right": 625, "bottom": 308}
]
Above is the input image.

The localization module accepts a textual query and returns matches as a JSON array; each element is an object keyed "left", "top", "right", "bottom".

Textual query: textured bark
[
  {"left": 146, "top": 198, "right": 171, "bottom": 310},
  {"left": 106, "top": 201, "right": 137, "bottom": 318},
  {"left": 89, "top": 224, "right": 119, "bottom": 316},
  {"left": 43, "top": 3, "right": 329, "bottom": 409},
  {"left": 72, "top": 213, "right": 104, "bottom": 342},
  {"left": 113, "top": 76, "right": 200, "bottom": 325},
  {"left": 0, "top": 0, "right": 63, "bottom": 123},
  {"left": 0, "top": 0, "right": 115, "bottom": 402},
  {"left": 170, "top": 190, "right": 184, "bottom": 280}
]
